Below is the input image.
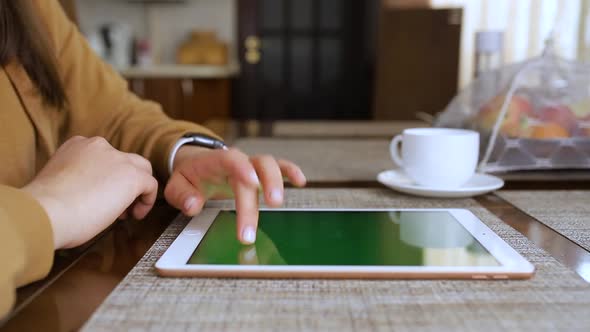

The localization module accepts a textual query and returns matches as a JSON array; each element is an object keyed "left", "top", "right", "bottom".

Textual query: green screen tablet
[
  {"left": 155, "top": 209, "right": 535, "bottom": 279},
  {"left": 188, "top": 211, "right": 499, "bottom": 267}
]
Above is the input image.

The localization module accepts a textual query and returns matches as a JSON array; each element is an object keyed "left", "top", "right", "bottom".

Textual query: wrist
[
  {"left": 172, "top": 146, "right": 211, "bottom": 172},
  {"left": 168, "top": 134, "right": 228, "bottom": 175},
  {"left": 22, "top": 183, "right": 68, "bottom": 249}
]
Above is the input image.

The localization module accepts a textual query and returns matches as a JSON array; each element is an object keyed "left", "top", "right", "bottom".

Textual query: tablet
[{"left": 155, "top": 209, "right": 535, "bottom": 279}]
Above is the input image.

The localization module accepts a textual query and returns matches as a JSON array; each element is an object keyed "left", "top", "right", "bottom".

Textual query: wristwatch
[{"left": 168, "top": 133, "right": 228, "bottom": 175}]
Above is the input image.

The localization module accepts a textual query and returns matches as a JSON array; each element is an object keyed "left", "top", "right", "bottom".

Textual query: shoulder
[{"left": 32, "top": 0, "right": 73, "bottom": 45}]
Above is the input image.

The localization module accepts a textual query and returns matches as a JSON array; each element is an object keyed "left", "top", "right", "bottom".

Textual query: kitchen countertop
[{"left": 119, "top": 62, "right": 240, "bottom": 79}]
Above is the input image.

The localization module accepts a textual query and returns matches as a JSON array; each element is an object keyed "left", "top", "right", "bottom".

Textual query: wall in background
[
  {"left": 427, "top": 0, "right": 582, "bottom": 89},
  {"left": 577, "top": 0, "right": 590, "bottom": 63},
  {"left": 374, "top": 8, "right": 461, "bottom": 119},
  {"left": 386, "top": 0, "right": 584, "bottom": 90},
  {"left": 76, "top": 0, "right": 237, "bottom": 64}
]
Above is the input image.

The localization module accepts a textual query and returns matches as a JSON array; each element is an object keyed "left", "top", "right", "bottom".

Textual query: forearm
[
  {"left": 0, "top": 186, "right": 54, "bottom": 285},
  {"left": 107, "top": 106, "right": 220, "bottom": 181},
  {"left": 0, "top": 186, "right": 55, "bottom": 319},
  {"left": 0, "top": 215, "right": 25, "bottom": 320}
]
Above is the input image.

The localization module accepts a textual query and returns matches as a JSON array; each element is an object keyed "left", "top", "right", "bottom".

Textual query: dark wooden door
[{"left": 236, "top": 0, "right": 377, "bottom": 120}]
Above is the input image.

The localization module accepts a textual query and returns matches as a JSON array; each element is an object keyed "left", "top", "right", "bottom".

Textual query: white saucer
[{"left": 377, "top": 169, "right": 504, "bottom": 198}]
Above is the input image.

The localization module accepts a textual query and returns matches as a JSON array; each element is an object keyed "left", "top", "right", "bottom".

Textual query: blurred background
[{"left": 57, "top": 0, "right": 590, "bottom": 130}]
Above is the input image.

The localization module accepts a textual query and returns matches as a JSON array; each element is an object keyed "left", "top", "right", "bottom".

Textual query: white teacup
[{"left": 390, "top": 128, "right": 479, "bottom": 189}]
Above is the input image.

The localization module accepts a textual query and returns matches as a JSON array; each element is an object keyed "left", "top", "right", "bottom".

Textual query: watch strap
[{"left": 168, "top": 134, "right": 228, "bottom": 175}]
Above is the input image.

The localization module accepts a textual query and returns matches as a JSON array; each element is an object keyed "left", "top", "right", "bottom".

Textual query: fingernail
[
  {"left": 242, "top": 226, "right": 257, "bottom": 244},
  {"left": 184, "top": 196, "right": 197, "bottom": 211},
  {"left": 299, "top": 170, "right": 307, "bottom": 183},
  {"left": 270, "top": 189, "right": 283, "bottom": 203},
  {"left": 249, "top": 171, "right": 260, "bottom": 186}
]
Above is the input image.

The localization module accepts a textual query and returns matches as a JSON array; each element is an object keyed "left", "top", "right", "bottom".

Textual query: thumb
[{"left": 164, "top": 172, "right": 205, "bottom": 216}]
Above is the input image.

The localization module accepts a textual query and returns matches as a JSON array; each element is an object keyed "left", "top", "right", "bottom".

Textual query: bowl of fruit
[{"left": 474, "top": 94, "right": 590, "bottom": 171}]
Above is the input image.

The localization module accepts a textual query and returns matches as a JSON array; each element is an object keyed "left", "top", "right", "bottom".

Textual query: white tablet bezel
[{"left": 155, "top": 208, "right": 535, "bottom": 279}]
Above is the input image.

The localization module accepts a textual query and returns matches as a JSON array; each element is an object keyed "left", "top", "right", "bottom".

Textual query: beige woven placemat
[
  {"left": 235, "top": 139, "right": 392, "bottom": 182},
  {"left": 83, "top": 189, "right": 590, "bottom": 332},
  {"left": 497, "top": 191, "right": 590, "bottom": 251},
  {"left": 272, "top": 121, "right": 428, "bottom": 138}
]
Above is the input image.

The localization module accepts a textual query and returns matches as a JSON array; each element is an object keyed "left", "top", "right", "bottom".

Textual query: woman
[{"left": 0, "top": 0, "right": 306, "bottom": 318}]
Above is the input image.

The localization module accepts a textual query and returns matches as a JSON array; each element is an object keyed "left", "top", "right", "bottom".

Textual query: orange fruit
[
  {"left": 530, "top": 123, "right": 570, "bottom": 139},
  {"left": 476, "top": 95, "right": 533, "bottom": 137}
]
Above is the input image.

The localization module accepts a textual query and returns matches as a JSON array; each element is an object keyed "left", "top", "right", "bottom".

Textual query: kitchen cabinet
[
  {"left": 69, "top": 0, "right": 236, "bottom": 125},
  {"left": 127, "top": 78, "right": 232, "bottom": 125}
]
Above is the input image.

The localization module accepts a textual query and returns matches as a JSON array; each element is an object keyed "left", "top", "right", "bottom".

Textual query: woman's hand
[
  {"left": 22, "top": 136, "right": 158, "bottom": 250},
  {"left": 164, "top": 146, "right": 306, "bottom": 244}
]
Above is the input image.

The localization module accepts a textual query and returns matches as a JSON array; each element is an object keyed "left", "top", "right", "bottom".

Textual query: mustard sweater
[{"left": 0, "top": 0, "right": 216, "bottom": 318}]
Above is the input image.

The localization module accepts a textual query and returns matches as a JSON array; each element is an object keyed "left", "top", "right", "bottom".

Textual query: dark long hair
[{"left": 0, "top": 0, "right": 67, "bottom": 109}]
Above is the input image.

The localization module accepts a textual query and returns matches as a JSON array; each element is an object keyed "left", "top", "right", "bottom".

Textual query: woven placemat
[
  {"left": 83, "top": 189, "right": 590, "bottom": 332},
  {"left": 235, "top": 139, "right": 392, "bottom": 182},
  {"left": 497, "top": 191, "right": 590, "bottom": 251},
  {"left": 272, "top": 121, "right": 428, "bottom": 138}
]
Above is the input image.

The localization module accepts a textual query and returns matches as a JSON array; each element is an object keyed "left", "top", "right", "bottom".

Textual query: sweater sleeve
[
  {"left": 36, "top": 0, "right": 220, "bottom": 181},
  {"left": 0, "top": 186, "right": 54, "bottom": 320}
]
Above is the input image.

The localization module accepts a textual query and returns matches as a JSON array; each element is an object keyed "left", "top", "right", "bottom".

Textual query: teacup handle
[{"left": 390, "top": 135, "right": 404, "bottom": 167}]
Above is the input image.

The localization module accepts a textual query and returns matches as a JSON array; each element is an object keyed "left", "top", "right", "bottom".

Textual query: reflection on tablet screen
[{"left": 187, "top": 211, "right": 499, "bottom": 267}]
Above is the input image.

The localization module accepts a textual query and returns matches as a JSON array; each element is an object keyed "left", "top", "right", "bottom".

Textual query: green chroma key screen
[{"left": 188, "top": 211, "right": 499, "bottom": 266}]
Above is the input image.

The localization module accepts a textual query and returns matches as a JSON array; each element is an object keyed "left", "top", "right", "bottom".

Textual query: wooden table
[
  {"left": 235, "top": 137, "right": 590, "bottom": 189},
  {"left": 271, "top": 120, "right": 429, "bottom": 138},
  {"left": 3, "top": 122, "right": 590, "bottom": 331},
  {"left": 0, "top": 203, "right": 178, "bottom": 332},
  {"left": 235, "top": 138, "right": 393, "bottom": 187},
  {"left": 204, "top": 119, "right": 429, "bottom": 142},
  {"left": 81, "top": 189, "right": 590, "bottom": 330},
  {"left": 207, "top": 119, "right": 590, "bottom": 189}
]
